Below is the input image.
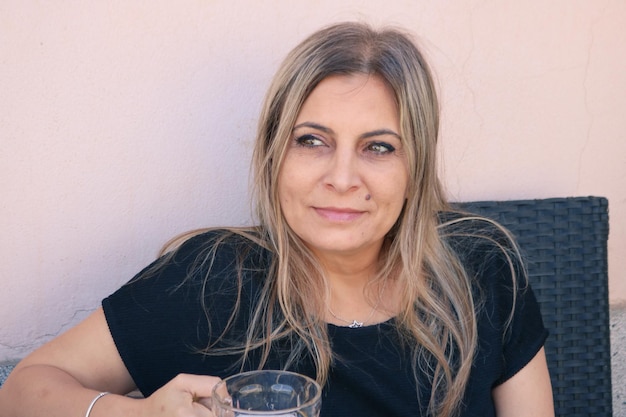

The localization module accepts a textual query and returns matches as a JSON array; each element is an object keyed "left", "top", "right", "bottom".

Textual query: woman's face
[{"left": 277, "top": 73, "right": 409, "bottom": 262}]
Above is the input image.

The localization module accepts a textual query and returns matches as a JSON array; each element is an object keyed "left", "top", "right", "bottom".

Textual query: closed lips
[{"left": 314, "top": 207, "right": 365, "bottom": 221}]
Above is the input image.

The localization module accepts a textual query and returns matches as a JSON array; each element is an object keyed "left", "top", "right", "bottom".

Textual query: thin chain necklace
[{"left": 327, "top": 279, "right": 387, "bottom": 328}]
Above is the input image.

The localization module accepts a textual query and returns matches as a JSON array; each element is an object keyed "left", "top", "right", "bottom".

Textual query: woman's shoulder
[
  {"left": 167, "top": 227, "right": 271, "bottom": 260},
  {"left": 437, "top": 210, "right": 527, "bottom": 299},
  {"left": 438, "top": 211, "right": 520, "bottom": 261},
  {"left": 133, "top": 227, "right": 272, "bottom": 285}
]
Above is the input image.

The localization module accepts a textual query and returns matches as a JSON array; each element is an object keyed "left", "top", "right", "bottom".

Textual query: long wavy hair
[
  {"left": 159, "top": 22, "right": 522, "bottom": 417},
  {"left": 250, "top": 21, "right": 474, "bottom": 416}
]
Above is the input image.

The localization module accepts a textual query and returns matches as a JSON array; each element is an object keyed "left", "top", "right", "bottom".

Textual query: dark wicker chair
[
  {"left": 456, "top": 196, "right": 612, "bottom": 417},
  {"left": 0, "top": 197, "right": 613, "bottom": 417}
]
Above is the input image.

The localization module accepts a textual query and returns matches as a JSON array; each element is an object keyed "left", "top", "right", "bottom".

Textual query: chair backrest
[{"left": 455, "top": 196, "right": 612, "bottom": 417}]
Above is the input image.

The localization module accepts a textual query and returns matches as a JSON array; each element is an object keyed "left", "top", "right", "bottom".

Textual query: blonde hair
[
  {"left": 158, "top": 22, "right": 522, "bottom": 417},
  {"left": 251, "top": 22, "right": 473, "bottom": 416}
]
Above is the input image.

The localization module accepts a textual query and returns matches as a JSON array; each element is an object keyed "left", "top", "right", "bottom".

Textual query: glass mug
[{"left": 211, "top": 370, "right": 322, "bottom": 417}]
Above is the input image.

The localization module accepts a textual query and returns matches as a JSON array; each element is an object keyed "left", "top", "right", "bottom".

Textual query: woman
[{"left": 0, "top": 22, "right": 553, "bottom": 416}]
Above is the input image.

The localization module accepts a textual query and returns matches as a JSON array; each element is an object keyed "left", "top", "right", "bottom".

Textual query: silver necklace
[{"left": 327, "top": 279, "right": 387, "bottom": 328}]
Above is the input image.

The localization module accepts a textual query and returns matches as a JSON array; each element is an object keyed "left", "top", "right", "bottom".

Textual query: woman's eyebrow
[
  {"left": 359, "top": 129, "right": 401, "bottom": 140},
  {"left": 293, "top": 122, "right": 334, "bottom": 134},
  {"left": 293, "top": 122, "right": 401, "bottom": 140}
]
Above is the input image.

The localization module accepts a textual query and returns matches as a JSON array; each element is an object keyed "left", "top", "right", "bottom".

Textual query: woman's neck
[
  {"left": 314, "top": 242, "right": 401, "bottom": 327},
  {"left": 310, "top": 239, "right": 384, "bottom": 287}
]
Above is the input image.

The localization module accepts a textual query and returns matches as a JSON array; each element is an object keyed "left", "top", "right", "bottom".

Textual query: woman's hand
[{"left": 132, "top": 374, "right": 221, "bottom": 417}]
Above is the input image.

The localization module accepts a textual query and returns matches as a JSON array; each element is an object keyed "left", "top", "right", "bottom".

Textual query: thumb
[{"left": 174, "top": 373, "right": 222, "bottom": 404}]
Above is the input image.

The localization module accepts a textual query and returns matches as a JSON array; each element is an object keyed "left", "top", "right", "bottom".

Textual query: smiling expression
[{"left": 277, "top": 73, "right": 409, "bottom": 263}]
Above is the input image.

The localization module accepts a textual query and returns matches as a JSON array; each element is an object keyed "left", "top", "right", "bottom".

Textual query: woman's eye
[
  {"left": 295, "top": 134, "right": 325, "bottom": 147},
  {"left": 366, "top": 142, "right": 396, "bottom": 155}
]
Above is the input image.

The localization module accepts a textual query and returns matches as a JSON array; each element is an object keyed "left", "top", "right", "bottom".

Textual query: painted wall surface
[{"left": 1, "top": 1, "right": 624, "bottom": 361}]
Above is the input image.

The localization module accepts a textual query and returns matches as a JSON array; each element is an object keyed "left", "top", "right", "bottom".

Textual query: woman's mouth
[{"left": 313, "top": 207, "right": 365, "bottom": 222}]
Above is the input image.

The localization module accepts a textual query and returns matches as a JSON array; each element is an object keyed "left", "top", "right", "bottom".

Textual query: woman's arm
[
  {"left": 0, "top": 308, "right": 219, "bottom": 417},
  {"left": 492, "top": 347, "right": 554, "bottom": 417}
]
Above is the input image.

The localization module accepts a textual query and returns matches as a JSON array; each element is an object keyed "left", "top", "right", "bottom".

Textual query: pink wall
[{"left": 1, "top": 1, "right": 624, "bottom": 361}]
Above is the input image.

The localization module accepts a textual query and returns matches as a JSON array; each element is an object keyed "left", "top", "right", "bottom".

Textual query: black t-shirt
[{"left": 103, "top": 228, "right": 548, "bottom": 417}]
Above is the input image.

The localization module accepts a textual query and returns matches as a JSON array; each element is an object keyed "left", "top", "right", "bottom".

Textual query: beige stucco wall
[{"left": 1, "top": 1, "right": 624, "bottom": 362}]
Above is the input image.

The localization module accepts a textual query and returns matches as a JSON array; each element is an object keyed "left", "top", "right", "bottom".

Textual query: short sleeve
[
  {"left": 102, "top": 233, "right": 215, "bottom": 394},
  {"left": 498, "top": 281, "right": 547, "bottom": 384},
  {"left": 102, "top": 230, "right": 269, "bottom": 395},
  {"left": 476, "top": 243, "right": 549, "bottom": 386}
]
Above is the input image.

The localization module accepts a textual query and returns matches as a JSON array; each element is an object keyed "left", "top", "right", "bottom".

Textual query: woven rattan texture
[{"left": 456, "top": 196, "right": 611, "bottom": 417}]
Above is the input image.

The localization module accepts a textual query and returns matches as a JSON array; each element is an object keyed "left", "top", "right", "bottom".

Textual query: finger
[
  {"left": 213, "top": 382, "right": 229, "bottom": 400},
  {"left": 192, "top": 401, "right": 216, "bottom": 417},
  {"left": 172, "top": 373, "right": 222, "bottom": 400},
  {"left": 174, "top": 373, "right": 222, "bottom": 415},
  {"left": 210, "top": 381, "right": 231, "bottom": 409},
  {"left": 194, "top": 396, "right": 212, "bottom": 409}
]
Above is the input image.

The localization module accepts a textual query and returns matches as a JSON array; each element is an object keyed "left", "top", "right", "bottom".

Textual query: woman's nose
[{"left": 323, "top": 150, "right": 361, "bottom": 193}]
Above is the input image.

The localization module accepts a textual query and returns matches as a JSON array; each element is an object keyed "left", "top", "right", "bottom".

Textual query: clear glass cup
[{"left": 211, "top": 370, "right": 322, "bottom": 417}]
